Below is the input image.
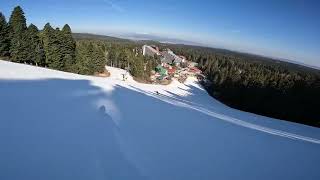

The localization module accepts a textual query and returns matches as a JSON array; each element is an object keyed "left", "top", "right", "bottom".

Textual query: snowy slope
[{"left": 0, "top": 60, "right": 319, "bottom": 180}]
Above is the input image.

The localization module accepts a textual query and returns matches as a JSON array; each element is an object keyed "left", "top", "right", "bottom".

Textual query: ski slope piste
[{"left": 0, "top": 60, "right": 319, "bottom": 180}]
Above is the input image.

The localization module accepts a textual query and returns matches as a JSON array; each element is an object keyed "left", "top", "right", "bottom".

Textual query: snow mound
[{"left": 0, "top": 60, "right": 319, "bottom": 180}]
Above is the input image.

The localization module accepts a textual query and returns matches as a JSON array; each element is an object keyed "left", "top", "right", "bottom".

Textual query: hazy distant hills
[
  {"left": 73, "top": 32, "right": 319, "bottom": 71},
  {"left": 72, "top": 33, "right": 132, "bottom": 42},
  {"left": 116, "top": 32, "right": 204, "bottom": 46},
  {"left": 73, "top": 32, "right": 203, "bottom": 46}
]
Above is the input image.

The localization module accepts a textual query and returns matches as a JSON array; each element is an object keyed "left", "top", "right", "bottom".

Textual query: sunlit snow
[{"left": 0, "top": 60, "right": 319, "bottom": 180}]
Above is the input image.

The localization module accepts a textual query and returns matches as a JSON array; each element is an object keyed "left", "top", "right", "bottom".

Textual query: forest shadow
[
  {"left": 0, "top": 78, "right": 147, "bottom": 180},
  {"left": 205, "top": 82, "right": 320, "bottom": 128}
]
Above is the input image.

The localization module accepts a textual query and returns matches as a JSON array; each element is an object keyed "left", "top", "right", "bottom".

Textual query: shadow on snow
[
  {"left": 0, "top": 79, "right": 146, "bottom": 180},
  {"left": 109, "top": 84, "right": 320, "bottom": 180},
  {"left": 0, "top": 79, "right": 319, "bottom": 180}
]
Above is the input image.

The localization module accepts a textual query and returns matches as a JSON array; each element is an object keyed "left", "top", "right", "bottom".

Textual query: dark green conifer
[
  {"left": 91, "top": 44, "right": 105, "bottom": 73},
  {"left": 42, "top": 23, "right": 64, "bottom": 69},
  {"left": 27, "top": 24, "right": 45, "bottom": 66},
  {"left": 74, "top": 41, "right": 92, "bottom": 75},
  {"left": 8, "top": 6, "right": 26, "bottom": 35},
  {"left": 8, "top": 6, "right": 29, "bottom": 62},
  {"left": 130, "top": 54, "right": 144, "bottom": 78},
  {"left": 0, "top": 12, "right": 10, "bottom": 57},
  {"left": 61, "top": 24, "right": 76, "bottom": 72}
]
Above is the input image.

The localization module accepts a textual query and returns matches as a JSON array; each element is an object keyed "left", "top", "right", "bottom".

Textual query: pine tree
[
  {"left": 8, "top": 6, "right": 26, "bottom": 34},
  {"left": 61, "top": 24, "right": 76, "bottom": 72},
  {"left": 73, "top": 41, "right": 106, "bottom": 75},
  {"left": 91, "top": 44, "right": 105, "bottom": 73},
  {"left": 8, "top": 6, "right": 29, "bottom": 62},
  {"left": 107, "top": 47, "right": 116, "bottom": 67},
  {"left": 74, "top": 41, "right": 92, "bottom": 75},
  {"left": 0, "top": 12, "right": 10, "bottom": 57},
  {"left": 27, "top": 24, "right": 45, "bottom": 66},
  {"left": 42, "top": 23, "right": 64, "bottom": 69},
  {"left": 130, "top": 55, "right": 144, "bottom": 78},
  {"left": 42, "top": 23, "right": 53, "bottom": 66}
]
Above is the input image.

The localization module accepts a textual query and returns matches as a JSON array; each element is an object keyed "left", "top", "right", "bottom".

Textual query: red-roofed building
[
  {"left": 166, "top": 67, "right": 176, "bottom": 75},
  {"left": 189, "top": 67, "right": 202, "bottom": 74}
]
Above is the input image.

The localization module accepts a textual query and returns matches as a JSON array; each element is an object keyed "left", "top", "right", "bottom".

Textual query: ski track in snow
[{"left": 129, "top": 87, "right": 320, "bottom": 145}]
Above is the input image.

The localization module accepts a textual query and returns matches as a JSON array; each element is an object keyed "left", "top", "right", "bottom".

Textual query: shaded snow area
[{"left": 0, "top": 60, "right": 320, "bottom": 180}]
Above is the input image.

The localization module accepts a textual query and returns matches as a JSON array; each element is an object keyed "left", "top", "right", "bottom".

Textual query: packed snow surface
[{"left": 0, "top": 60, "right": 319, "bottom": 180}]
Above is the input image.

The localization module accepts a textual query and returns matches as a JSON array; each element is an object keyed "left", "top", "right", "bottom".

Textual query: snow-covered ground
[{"left": 0, "top": 60, "right": 319, "bottom": 180}]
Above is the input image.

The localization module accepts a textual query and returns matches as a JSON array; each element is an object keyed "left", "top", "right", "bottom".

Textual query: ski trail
[
  {"left": 130, "top": 87, "right": 320, "bottom": 145},
  {"left": 194, "top": 106, "right": 320, "bottom": 144}
]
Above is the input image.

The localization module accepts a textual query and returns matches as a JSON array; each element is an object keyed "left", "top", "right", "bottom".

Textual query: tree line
[
  {"left": 163, "top": 44, "right": 320, "bottom": 127},
  {"left": 73, "top": 35, "right": 160, "bottom": 81},
  {"left": 0, "top": 6, "right": 105, "bottom": 75},
  {"left": 73, "top": 38, "right": 159, "bottom": 78},
  {"left": 103, "top": 42, "right": 159, "bottom": 81},
  {"left": 0, "top": 6, "right": 158, "bottom": 78}
]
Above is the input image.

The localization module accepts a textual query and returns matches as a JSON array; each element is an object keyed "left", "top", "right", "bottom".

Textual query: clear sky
[{"left": 1, "top": 0, "right": 319, "bottom": 67}]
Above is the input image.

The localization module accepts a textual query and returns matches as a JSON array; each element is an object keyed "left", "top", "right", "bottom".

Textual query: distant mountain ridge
[
  {"left": 116, "top": 33, "right": 204, "bottom": 46},
  {"left": 73, "top": 32, "right": 320, "bottom": 71},
  {"left": 72, "top": 33, "right": 132, "bottom": 42},
  {"left": 73, "top": 32, "right": 203, "bottom": 46}
]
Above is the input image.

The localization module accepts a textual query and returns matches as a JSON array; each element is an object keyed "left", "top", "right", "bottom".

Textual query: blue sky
[{"left": 1, "top": 0, "right": 319, "bottom": 67}]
